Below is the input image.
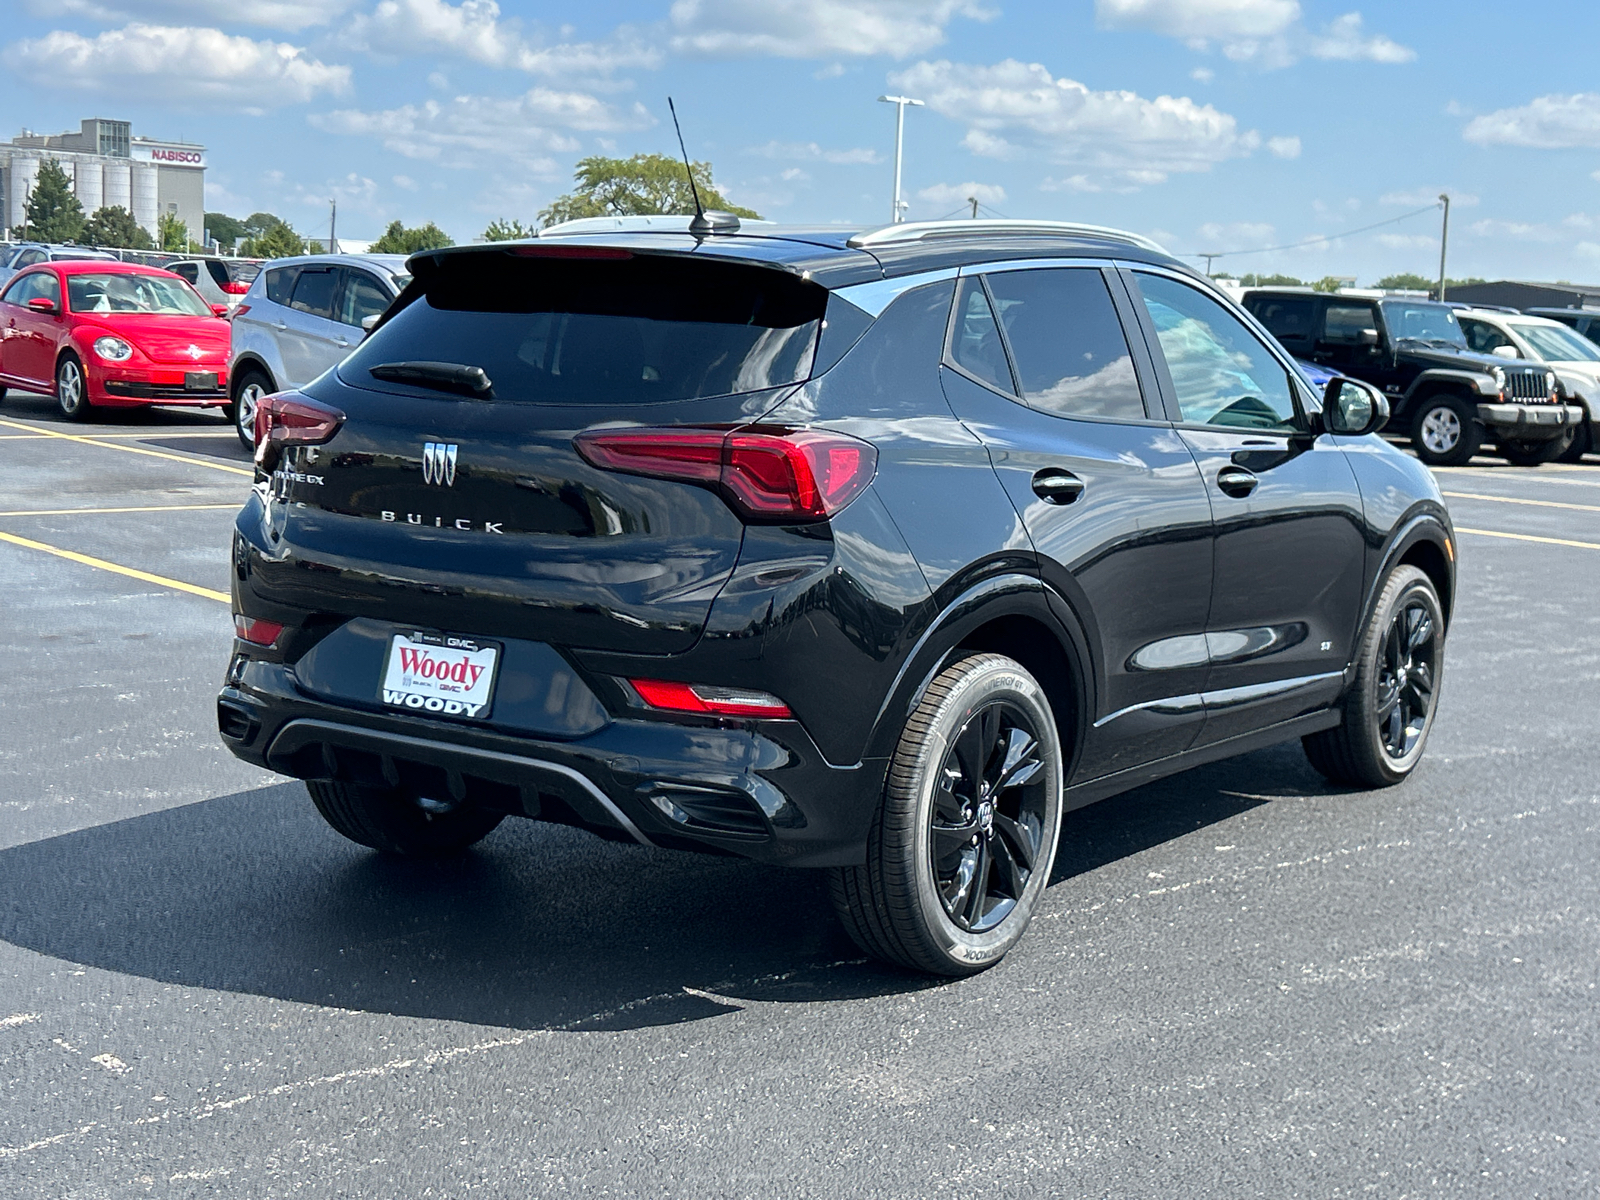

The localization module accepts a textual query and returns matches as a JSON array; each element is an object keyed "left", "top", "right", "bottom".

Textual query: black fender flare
[
  {"left": 1362, "top": 508, "right": 1457, "bottom": 635},
  {"left": 1403, "top": 369, "right": 1494, "bottom": 408},
  {"left": 859, "top": 571, "right": 1094, "bottom": 778}
]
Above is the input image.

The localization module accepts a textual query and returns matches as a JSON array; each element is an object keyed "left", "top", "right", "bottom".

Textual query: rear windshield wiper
[{"left": 367, "top": 361, "right": 493, "bottom": 398}]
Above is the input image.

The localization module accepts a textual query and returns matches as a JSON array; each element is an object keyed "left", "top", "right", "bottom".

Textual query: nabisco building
[{"left": 0, "top": 118, "right": 206, "bottom": 242}]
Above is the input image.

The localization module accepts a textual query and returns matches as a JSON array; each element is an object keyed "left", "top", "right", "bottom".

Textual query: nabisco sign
[{"left": 131, "top": 145, "right": 206, "bottom": 168}]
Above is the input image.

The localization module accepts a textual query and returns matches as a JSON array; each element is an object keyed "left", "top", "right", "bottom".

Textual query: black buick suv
[{"left": 218, "top": 217, "right": 1455, "bottom": 975}]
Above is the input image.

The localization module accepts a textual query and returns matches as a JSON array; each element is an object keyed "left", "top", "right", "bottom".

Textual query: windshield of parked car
[
  {"left": 1380, "top": 300, "right": 1467, "bottom": 347},
  {"left": 344, "top": 251, "right": 826, "bottom": 404},
  {"left": 1510, "top": 321, "right": 1600, "bottom": 362},
  {"left": 67, "top": 272, "right": 213, "bottom": 316}
]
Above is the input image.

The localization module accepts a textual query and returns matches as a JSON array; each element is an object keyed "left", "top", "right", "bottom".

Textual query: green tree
[
  {"left": 1311, "top": 276, "right": 1348, "bottom": 293},
  {"left": 244, "top": 221, "right": 307, "bottom": 260},
  {"left": 369, "top": 220, "right": 453, "bottom": 253},
  {"left": 157, "top": 212, "right": 189, "bottom": 252},
  {"left": 538, "top": 154, "right": 760, "bottom": 228},
  {"left": 483, "top": 218, "right": 536, "bottom": 241},
  {"left": 1238, "top": 273, "right": 1305, "bottom": 287},
  {"left": 1375, "top": 272, "right": 1433, "bottom": 291},
  {"left": 25, "top": 158, "right": 85, "bottom": 243},
  {"left": 205, "top": 211, "right": 248, "bottom": 250},
  {"left": 83, "top": 206, "right": 153, "bottom": 250}
]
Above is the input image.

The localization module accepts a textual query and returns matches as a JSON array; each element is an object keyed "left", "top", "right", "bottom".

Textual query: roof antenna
[{"left": 668, "top": 97, "right": 734, "bottom": 237}]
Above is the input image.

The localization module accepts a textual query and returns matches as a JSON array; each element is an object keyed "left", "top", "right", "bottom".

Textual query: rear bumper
[
  {"left": 217, "top": 658, "right": 885, "bottom": 868},
  {"left": 1476, "top": 402, "right": 1585, "bottom": 440}
]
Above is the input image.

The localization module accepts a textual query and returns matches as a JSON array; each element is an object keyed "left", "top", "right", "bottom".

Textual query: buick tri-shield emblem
[{"left": 422, "top": 442, "right": 458, "bottom": 486}]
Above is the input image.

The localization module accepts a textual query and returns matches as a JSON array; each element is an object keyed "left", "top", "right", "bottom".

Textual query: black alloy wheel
[
  {"left": 1304, "top": 565, "right": 1444, "bottom": 788},
  {"left": 1498, "top": 433, "right": 1572, "bottom": 466},
  {"left": 929, "top": 701, "right": 1050, "bottom": 935},
  {"left": 831, "top": 653, "right": 1063, "bottom": 976}
]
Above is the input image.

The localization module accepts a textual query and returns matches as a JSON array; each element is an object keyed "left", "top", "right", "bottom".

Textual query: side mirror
[
  {"left": 1490, "top": 344, "right": 1518, "bottom": 360},
  {"left": 1359, "top": 328, "right": 1380, "bottom": 347},
  {"left": 361, "top": 313, "right": 382, "bottom": 333},
  {"left": 1323, "top": 377, "right": 1389, "bottom": 436},
  {"left": 211, "top": 303, "right": 231, "bottom": 318},
  {"left": 26, "top": 296, "right": 58, "bottom": 314}
]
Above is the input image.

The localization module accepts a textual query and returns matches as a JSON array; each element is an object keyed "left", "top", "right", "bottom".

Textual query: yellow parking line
[
  {"left": 0, "top": 417, "right": 252, "bottom": 477},
  {"left": 1442, "top": 490, "right": 1600, "bottom": 513},
  {"left": 0, "top": 431, "right": 235, "bottom": 440},
  {"left": 1434, "top": 467, "right": 1600, "bottom": 490},
  {"left": 0, "top": 503, "right": 239, "bottom": 517},
  {"left": 1456, "top": 527, "right": 1600, "bottom": 551},
  {"left": 0, "top": 530, "right": 229, "bottom": 602}
]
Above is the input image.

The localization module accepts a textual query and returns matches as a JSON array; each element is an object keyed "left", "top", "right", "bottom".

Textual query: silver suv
[
  {"left": 228, "top": 253, "right": 410, "bottom": 447},
  {"left": 0, "top": 243, "right": 118, "bottom": 288},
  {"left": 167, "top": 257, "right": 260, "bottom": 311}
]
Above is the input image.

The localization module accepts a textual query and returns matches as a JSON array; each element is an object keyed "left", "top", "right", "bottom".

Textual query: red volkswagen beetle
[{"left": 0, "top": 260, "right": 232, "bottom": 420}]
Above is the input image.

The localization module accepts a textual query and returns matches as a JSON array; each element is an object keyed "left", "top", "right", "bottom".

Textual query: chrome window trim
[{"left": 832, "top": 267, "right": 959, "bottom": 317}]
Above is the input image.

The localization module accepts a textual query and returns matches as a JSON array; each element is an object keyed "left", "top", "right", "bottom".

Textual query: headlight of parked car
[
  {"left": 1490, "top": 365, "right": 1507, "bottom": 392},
  {"left": 93, "top": 336, "right": 133, "bottom": 362}
]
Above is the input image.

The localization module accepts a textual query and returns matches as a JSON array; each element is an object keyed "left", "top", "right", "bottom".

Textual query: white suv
[
  {"left": 1457, "top": 308, "right": 1600, "bottom": 461},
  {"left": 228, "top": 253, "right": 410, "bottom": 447}
]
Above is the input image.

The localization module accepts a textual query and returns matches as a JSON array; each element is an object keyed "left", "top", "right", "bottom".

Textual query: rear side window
[
  {"left": 345, "top": 251, "right": 826, "bottom": 404},
  {"left": 1322, "top": 302, "right": 1380, "bottom": 344},
  {"left": 265, "top": 266, "right": 299, "bottom": 305},
  {"left": 948, "top": 277, "right": 1014, "bottom": 393},
  {"left": 289, "top": 268, "right": 338, "bottom": 319},
  {"left": 171, "top": 262, "right": 200, "bottom": 283},
  {"left": 337, "top": 269, "right": 390, "bottom": 328},
  {"left": 1250, "top": 297, "right": 1315, "bottom": 348},
  {"left": 984, "top": 267, "right": 1146, "bottom": 421}
]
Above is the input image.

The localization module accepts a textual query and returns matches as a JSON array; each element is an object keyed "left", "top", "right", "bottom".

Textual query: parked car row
[{"left": 1244, "top": 288, "right": 1588, "bottom": 466}]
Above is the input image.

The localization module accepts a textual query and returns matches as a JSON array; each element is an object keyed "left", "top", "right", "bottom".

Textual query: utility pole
[
  {"left": 1436, "top": 193, "right": 1450, "bottom": 302},
  {"left": 329, "top": 200, "right": 338, "bottom": 255},
  {"left": 969, "top": 195, "right": 979, "bottom": 219},
  {"left": 1200, "top": 253, "right": 1220, "bottom": 277},
  {"left": 877, "top": 94, "right": 924, "bottom": 223}
]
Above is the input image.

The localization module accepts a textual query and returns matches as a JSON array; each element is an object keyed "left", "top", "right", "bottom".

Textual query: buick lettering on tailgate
[{"left": 380, "top": 631, "right": 499, "bottom": 718}]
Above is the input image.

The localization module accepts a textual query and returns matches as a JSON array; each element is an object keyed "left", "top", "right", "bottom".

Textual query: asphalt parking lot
[{"left": 2, "top": 389, "right": 1598, "bottom": 1198}]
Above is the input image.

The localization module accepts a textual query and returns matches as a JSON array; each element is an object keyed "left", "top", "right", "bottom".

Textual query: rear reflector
[
  {"left": 234, "top": 615, "right": 284, "bottom": 646},
  {"left": 575, "top": 426, "right": 877, "bottom": 522},
  {"left": 630, "top": 679, "right": 793, "bottom": 719}
]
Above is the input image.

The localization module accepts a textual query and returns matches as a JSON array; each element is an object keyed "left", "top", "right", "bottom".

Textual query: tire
[
  {"left": 1498, "top": 433, "right": 1571, "bottom": 467},
  {"left": 232, "top": 368, "right": 272, "bottom": 450},
  {"left": 1557, "top": 423, "right": 1591, "bottom": 463},
  {"left": 56, "top": 354, "right": 91, "bottom": 421},
  {"left": 829, "top": 653, "right": 1064, "bottom": 976},
  {"left": 1410, "top": 394, "right": 1481, "bottom": 466},
  {"left": 1303, "top": 565, "right": 1444, "bottom": 788},
  {"left": 305, "top": 779, "right": 504, "bottom": 857}
]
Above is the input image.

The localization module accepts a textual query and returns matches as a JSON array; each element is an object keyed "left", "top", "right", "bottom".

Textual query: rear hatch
[{"left": 253, "top": 245, "right": 830, "bottom": 655}]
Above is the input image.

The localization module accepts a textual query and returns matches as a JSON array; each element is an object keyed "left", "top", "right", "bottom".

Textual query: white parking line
[{"left": 1441, "top": 490, "right": 1600, "bottom": 514}]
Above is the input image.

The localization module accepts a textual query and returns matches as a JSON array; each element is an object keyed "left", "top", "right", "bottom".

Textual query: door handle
[
  {"left": 334, "top": 337, "right": 350, "bottom": 348},
  {"left": 1031, "top": 468, "right": 1084, "bottom": 505},
  {"left": 274, "top": 321, "right": 288, "bottom": 331},
  {"left": 1216, "top": 465, "right": 1258, "bottom": 498}
]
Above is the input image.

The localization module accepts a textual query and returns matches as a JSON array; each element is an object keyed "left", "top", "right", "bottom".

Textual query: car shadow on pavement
[{"left": 0, "top": 745, "right": 1332, "bottom": 1032}]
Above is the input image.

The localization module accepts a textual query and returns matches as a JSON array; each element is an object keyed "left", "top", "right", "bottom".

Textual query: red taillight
[
  {"left": 234, "top": 615, "right": 284, "bottom": 646},
  {"left": 630, "top": 679, "right": 793, "bottom": 719},
  {"left": 575, "top": 426, "right": 877, "bottom": 522},
  {"left": 221, "top": 281, "right": 249, "bottom": 294},
  {"left": 233, "top": 304, "right": 251, "bottom": 318},
  {"left": 254, "top": 393, "right": 345, "bottom": 465}
]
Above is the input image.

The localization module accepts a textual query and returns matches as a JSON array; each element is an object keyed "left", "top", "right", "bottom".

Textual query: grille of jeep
[{"left": 1504, "top": 369, "right": 1552, "bottom": 401}]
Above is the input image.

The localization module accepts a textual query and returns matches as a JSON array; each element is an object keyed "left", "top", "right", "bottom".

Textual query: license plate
[
  {"left": 185, "top": 371, "right": 218, "bottom": 391},
  {"left": 380, "top": 631, "right": 499, "bottom": 719}
]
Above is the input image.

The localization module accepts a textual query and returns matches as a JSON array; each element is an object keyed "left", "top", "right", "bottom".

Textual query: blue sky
[{"left": 6, "top": 1, "right": 1600, "bottom": 284}]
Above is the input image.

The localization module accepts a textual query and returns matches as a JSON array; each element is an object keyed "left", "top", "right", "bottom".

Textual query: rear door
[
  {"left": 939, "top": 265, "right": 1215, "bottom": 781},
  {"left": 1125, "top": 268, "right": 1366, "bottom": 746},
  {"left": 1, "top": 271, "right": 62, "bottom": 387},
  {"left": 278, "top": 264, "right": 347, "bottom": 386}
]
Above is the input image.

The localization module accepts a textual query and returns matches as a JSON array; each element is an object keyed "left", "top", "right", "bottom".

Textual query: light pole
[
  {"left": 877, "top": 94, "right": 924, "bottom": 224},
  {"left": 1436, "top": 193, "right": 1450, "bottom": 302}
]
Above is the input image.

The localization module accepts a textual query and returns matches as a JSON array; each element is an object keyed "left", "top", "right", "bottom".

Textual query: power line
[{"left": 1188, "top": 202, "right": 1442, "bottom": 263}]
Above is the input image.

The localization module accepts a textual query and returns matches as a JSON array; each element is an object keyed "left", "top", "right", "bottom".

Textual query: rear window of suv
[{"left": 342, "top": 250, "right": 828, "bottom": 405}]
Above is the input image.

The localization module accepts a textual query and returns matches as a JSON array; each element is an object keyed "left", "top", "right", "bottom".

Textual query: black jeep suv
[
  {"left": 1244, "top": 288, "right": 1582, "bottom": 466},
  {"left": 219, "top": 218, "right": 1455, "bottom": 975}
]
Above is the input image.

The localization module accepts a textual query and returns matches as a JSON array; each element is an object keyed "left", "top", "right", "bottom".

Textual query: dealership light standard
[
  {"left": 1436, "top": 193, "right": 1450, "bottom": 302},
  {"left": 877, "top": 95, "right": 923, "bottom": 224}
]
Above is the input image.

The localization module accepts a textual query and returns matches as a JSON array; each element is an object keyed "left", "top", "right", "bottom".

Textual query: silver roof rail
[
  {"left": 847, "top": 219, "right": 1170, "bottom": 256},
  {"left": 539, "top": 214, "right": 775, "bottom": 237}
]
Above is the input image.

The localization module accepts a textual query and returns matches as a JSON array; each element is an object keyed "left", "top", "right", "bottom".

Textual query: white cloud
[
  {"left": 917, "top": 181, "right": 1007, "bottom": 208},
  {"left": 669, "top": 0, "right": 995, "bottom": 59},
  {"left": 1467, "top": 218, "right": 1563, "bottom": 243},
  {"left": 1198, "top": 220, "right": 1275, "bottom": 248},
  {"left": 1190, "top": 66, "right": 1214, "bottom": 82},
  {"left": 310, "top": 89, "right": 651, "bottom": 172},
  {"left": 1095, "top": 1, "right": 1412, "bottom": 69},
  {"left": 1267, "top": 135, "right": 1300, "bottom": 158},
  {"left": 341, "top": 0, "right": 660, "bottom": 79},
  {"left": 1464, "top": 93, "right": 1600, "bottom": 149},
  {"left": 23, "top": 0, "right": 354, "bottom": 32},
  {"left": 1380, "top": 187, "right": 1477, "bottom": 207},
  {"left": 393, "top": 174, "right": 419, "bottom": 190},
  {"left": 3, "top": 24, "right": 350, "bottom": 109},
  {"left": 890, "top": 58, "right": 1258, "bottom": 188},
  {"left": 1376, "top": 232, "right": 1436, "bottom": 250},
  {"left": 747, "top": 140, "right": 881, "bottom": 164}
]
